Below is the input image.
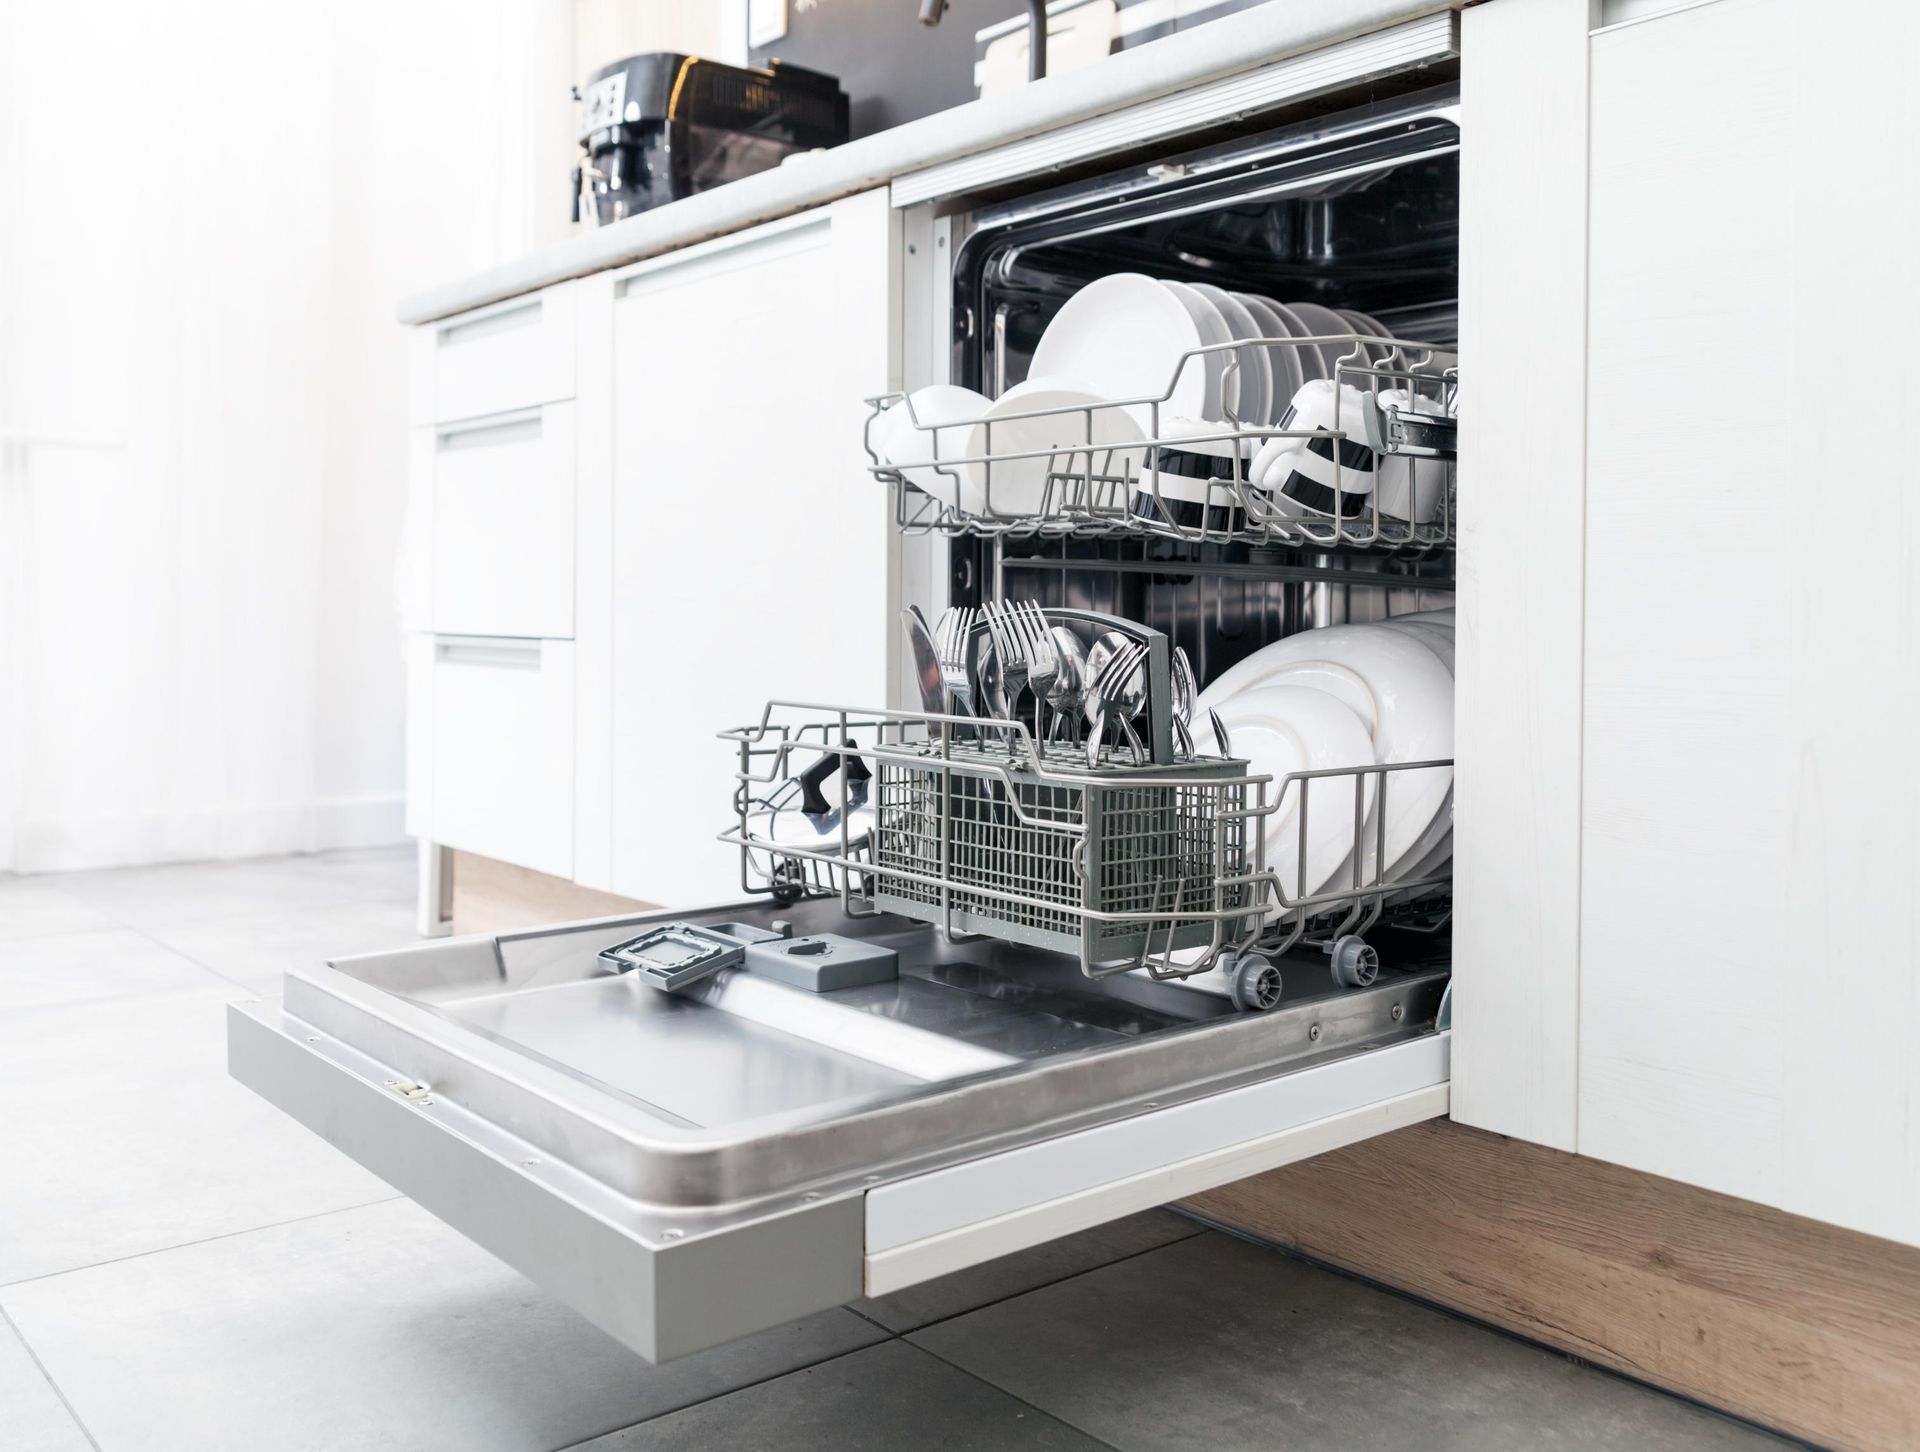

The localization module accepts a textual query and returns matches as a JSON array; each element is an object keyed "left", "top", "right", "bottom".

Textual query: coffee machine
[{"left": 572, "top": 54, "right": 850, "bottom": 227}]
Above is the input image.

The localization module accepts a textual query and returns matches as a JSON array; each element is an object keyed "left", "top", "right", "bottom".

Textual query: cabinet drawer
[
  {"left": 430, "top": 404, "right": 575, "bottom": 639},
  {"left": 229, "top": 899, "right": 1447, "bottom": 1363},
  {"left": 426, "top": 284, "right": 576, "bottom": 424},
  {"left": 430, "top": 636, "right": 573, "bottom": 878}
]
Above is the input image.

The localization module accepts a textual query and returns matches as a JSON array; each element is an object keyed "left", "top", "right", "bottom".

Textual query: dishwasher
[{"left": 230, "top": 80, "right": 1462, "bottom": 1363}]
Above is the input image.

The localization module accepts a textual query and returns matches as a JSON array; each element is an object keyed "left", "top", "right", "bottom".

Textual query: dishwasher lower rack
[
  {"left": 720, "top": 703, "right": 1454, "bottom": 991},
  {"left": 866, "top": 336, "right": 1457, "bottom": 553}
]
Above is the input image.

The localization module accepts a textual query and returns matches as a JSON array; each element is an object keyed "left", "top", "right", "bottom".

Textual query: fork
[
  {"left": 1084, "top": 639, "right": 1147, "bottom": 769},
  {"left": 1012, "top": 602, "right": 1059, "bottom": 748},
  {"left": 933, "top": 607, "right": 978, "bottom": 720},
  {"left": 982, "top": 601, "right": 1032, "bottom": 747}
]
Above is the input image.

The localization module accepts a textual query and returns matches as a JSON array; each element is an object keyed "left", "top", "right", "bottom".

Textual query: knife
[{"left": 901, "top": 606, "right": 948, "bottom": 716}]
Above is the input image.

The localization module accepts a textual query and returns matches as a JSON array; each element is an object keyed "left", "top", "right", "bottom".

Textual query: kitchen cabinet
[
  {"left": 427, "top": 403, "right": 576, "bottom": 639},
  {"left": 1457, "top": 0, "right": 1920, "bottom": 1248},
  {"left": 410, "top": 282, "right": 577, "bottom": 427},
  {"left": 592, "top": 190, "right": 897, "bottom": 906},
  {"left": 428, "top": 636, "right": 575, "bottom": 880}
]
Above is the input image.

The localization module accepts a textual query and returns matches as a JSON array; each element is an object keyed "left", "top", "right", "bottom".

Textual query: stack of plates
[
  {"left": 1030, "top": 272, "right": 1395, "bottom": 431},
  {"left": 1177, "top": 609, "right": 1455, "bottom": 993},
  {"left": 1025, "top": 274, "right": 1398, "bottom": 527}
]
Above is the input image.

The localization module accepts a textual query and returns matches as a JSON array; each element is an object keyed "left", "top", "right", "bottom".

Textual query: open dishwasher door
[{"left": 228, "top": 896, "right": 1446, "bottom": 1363}]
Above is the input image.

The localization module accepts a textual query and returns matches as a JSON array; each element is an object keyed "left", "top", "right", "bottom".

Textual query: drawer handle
[
  {"left": 436, "top": 412, "right": 542, "bottom": 451},
  {"left": 438, "top": 297, "right": 541, "bottom": 346},
  {"left": 435, "top": 637, "right": 541, "bottom": 670}
]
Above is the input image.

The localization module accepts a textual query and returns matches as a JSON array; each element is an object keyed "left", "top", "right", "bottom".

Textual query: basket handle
[{"left": 797, "top": 740, "right": 872, "bottom": 819}]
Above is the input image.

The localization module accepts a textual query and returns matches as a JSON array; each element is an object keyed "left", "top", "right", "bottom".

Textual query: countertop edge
[{"left": 396, "top": 0, "right": 1454, "bottom": 326}]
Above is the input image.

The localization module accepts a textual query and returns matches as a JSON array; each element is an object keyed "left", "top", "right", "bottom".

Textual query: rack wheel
[
  {"left": 1227, "top": 952, "right": 1283, "bottom": 1013},
  {"left": 769, "top": 861, "right": 806, "bottom": 905},
  {"left": 1326, "top": 934, "right": 1379, "bottom": 989}
]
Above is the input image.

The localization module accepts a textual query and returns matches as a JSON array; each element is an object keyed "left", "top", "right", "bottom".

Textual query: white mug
[
  {"left": 1250, "top": 380, "right": 1381, "bottom": 519},
  {"left": 1374, "top": 386, "right": 1450, "bottom": 524}
]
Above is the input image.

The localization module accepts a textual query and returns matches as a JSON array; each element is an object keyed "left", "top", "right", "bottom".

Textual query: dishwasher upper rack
[
  {"left": 865, "top": 334, "right": 1457, "bottom": 553},
  {"left": 718, "top": 702, "right": 1454, "bottom": 993}
]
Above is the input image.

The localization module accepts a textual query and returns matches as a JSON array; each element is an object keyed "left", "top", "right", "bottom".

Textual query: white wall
[{"left": 0, "top": 0, "right": 575, "bottom": 872}]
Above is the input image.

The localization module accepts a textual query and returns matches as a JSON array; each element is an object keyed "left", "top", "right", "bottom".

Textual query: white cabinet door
[
  {"left": 414, "top": 283, "right": 578, "bottom": 426},
  {"left": 603, "top": 191, "right": 897, "bottom": 906},
  {"left": 1464, "top": 0, "right": 1920, "bottom": 1246},
  {"left": 429, "top": 403, "right": 576, "bottom": 639},
  {"left": 431, "top": 636, "right": 575, "bottom": 879},
  {"left": 1582, "top": 0, "right": 1920, "bottom": 1245}
]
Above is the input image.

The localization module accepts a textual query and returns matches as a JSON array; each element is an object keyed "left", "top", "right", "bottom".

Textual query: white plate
[
  {"left": 1191, "top": 283, "right": 1272, "bottom": 428},
  {"left": 1379, "top": 609, "right": 1453, "bottom": 891},
  {"left": 1374, "top": 618, "right": 1454, "bottom": 674},
  {"left": 963, "top": 377, "right": 1146, "bottom": 517},
  {"left": 1197, "top": 623, "right": 1453, "bottom": 880},
  {"left": 1031, "top": 273, "right": 1209, "bottom": 432},
  {"left": 1159, "top": 280, "right": 1234, "bottom": 421},
  {"left": 1337, "top": 307, "right": 1393, "bottom": 368},
  {"left": 1192, "top": 683, "right": 1377, "bottom": 905},
  {"left": 1285, "top": 301, "right": 1370, "bottom": 382},
  {"left": 1253, "top": 296, "right": 1327, "bottom": 386},
  {"left": 1234, "top": 293, "right": 1303, "bottom": 422},
  {"left": 873, "top": 384, "right": 992, "bottom": 508}
]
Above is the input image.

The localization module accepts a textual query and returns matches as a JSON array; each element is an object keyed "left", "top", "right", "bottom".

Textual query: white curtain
[{"left": 0, "top": 0, "right": 574, "bottom": 873}]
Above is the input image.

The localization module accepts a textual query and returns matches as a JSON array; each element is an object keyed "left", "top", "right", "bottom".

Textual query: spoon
[{"left": 1045, "top": 626, "right": 1087, "bottom": 745}]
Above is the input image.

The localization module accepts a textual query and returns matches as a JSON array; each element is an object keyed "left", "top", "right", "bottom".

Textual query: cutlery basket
[{"left": 867, "top": 738, "right": 1258, "bottom": 965}]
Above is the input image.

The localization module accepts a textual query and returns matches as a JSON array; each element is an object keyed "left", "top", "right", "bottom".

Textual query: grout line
[
  {"left": 0, "top": 1302, "right": 104, "bottom": 1452},
  {"left": 0, "top": 1196, "right": 404, "bottom": 1293},
  {"left": 843, "top": 1304, "right": 900, "bottom": 1336},
  {"left": 904, "top": 1338, "right": 1127, "bottom": 1452},
  {"left": 543, "top": 1336, "right": 903, "bottom": 1452},
  {"left": 120, "top": 920, "right": 271, "bottom": 998}
]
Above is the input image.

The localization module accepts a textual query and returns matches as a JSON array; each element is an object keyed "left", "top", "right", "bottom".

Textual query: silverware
[
  {"left": 1084, "top": 638, "right": 1147, "bottom": 769},
  {"left": 1045, "top": 626, "right": 1088, "bottom": 744},
  {"left": 982, "top": 601, "right": 1031, "bottom": 728},
  {"left": 902, "top": 606, "right": 947, "bottom": 716},
  {"left": 934, "top": 607, "right": 978, "bottom": 718},
  {"left": 1107, "top": 645, "right": 1150, "bottom": 763},
  {"left": 1171, "top": 646, "right": 1197, "bottom": 758},
  {"left": 1208, "top": 707, "right": 1232, "bottom": 758},
  {"left": 1014, "top": 602, "right": 1059, "bottom": 745}
]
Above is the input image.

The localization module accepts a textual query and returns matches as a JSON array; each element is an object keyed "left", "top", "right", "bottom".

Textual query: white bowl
[
  {"left": 874, "top": 384, "right": 992, "bottom": 509},
  {"left": 962, "top": 377, "right": 1144, "bottom": 518}
]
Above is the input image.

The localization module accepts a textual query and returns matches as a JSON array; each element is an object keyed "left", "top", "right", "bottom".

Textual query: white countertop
[{"left": 397, "top": 0, "right": 1453, "bottom": 325}]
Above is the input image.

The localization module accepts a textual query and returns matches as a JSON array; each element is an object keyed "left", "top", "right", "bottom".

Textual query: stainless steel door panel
[
  {"left": 227, "top": 1002, "right": 864, "bottom": 1365},
  {"left": 229, "top": 899, "right": 1447, "bottom": 1362}
]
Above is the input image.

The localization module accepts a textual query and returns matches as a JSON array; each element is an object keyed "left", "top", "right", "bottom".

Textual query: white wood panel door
[
  {"left": 606, "top": 191, "right": 898, "bottom": 906},
  {"left": 1583, "top": 0, "right": 1920, "bottom": 1244}
]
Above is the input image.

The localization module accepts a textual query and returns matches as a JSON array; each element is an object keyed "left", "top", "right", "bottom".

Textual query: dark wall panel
[{"left": 751, "top": 1, "right": 1033, "bottom": 138}]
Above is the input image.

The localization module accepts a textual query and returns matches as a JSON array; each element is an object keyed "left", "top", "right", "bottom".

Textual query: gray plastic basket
[{"left": 870, "top": 739, "right": 1254, "bottom": 963}]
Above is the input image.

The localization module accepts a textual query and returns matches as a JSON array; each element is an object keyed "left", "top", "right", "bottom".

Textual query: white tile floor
[{"left": 0, "top": 849, "right": 1796, "bottom": 1451}]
